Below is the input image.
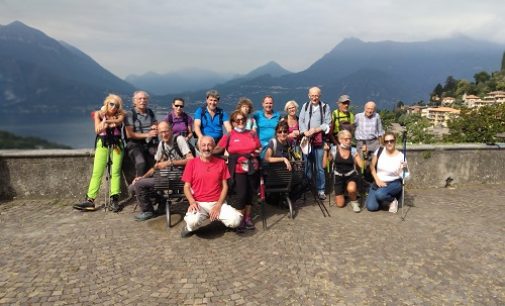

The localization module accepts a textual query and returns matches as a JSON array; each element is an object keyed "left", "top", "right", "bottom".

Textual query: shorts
[{"left": 334, "top": 173, "right": 358, "bottom": 195}]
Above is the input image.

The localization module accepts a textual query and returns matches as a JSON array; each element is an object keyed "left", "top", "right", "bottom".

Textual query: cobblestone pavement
[{"left": 1, "top": 184, "right": 504, "bottom": 305}]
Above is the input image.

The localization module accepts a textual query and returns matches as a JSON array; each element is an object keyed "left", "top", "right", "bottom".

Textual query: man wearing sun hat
[{"left": 329, "top": 94, "right": 355, "bottom": 145}]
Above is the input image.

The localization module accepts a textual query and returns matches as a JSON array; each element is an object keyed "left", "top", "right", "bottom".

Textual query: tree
[
  {"left": 431, "top": 83, "right": 443, "bottom": 100},
  {"left": 445, "top": 103, "right": 505, "bottom": 143},
  {"left": 443, "top": 76, "right": 458, "bottom": 96},
  {"left": 474, "top": 71, "right": 491, "bottom": 85}
]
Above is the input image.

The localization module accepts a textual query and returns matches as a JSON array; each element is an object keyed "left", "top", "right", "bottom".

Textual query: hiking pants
[{"left": 87, "top": 138, "right": 124, "bottom": 199}]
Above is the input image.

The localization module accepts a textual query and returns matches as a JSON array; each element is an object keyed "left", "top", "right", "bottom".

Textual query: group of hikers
[{"left": 73, "top": 87, "right": 409, "bottom": 237}]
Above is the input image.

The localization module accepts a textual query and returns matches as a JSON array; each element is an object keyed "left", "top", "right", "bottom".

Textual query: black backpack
[{"left": 200, "top": 105, "right": 224, "bottom": 128}]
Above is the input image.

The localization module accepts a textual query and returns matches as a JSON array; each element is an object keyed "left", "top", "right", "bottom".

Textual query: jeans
[
  {"left": 366, "top": 179, "right": 402, "bottom": 211},
  {"left": 304, "top": 146, "right": 325, "bottom": 192}
]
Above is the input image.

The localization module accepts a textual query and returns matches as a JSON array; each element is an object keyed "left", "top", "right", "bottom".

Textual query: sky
[{"left": 1, "top": 0, "right": 505, "bottom": 79}]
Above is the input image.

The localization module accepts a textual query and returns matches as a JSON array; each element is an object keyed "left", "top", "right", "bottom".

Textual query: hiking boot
[
  {"left": 134, "top": 211, "right": 154, "bottom": 221},
  {"left": 318, "top": 191, "right": 326, "bottom": 200},
  {"left": 73, "top": 198, "right": 96, "bottom": 211},
  {"left": 110, "top": 195, "right": 121, "bottom": 213},
  {"left": 350, "top": 200, "right": 361, "bottom": 213},
  {"left": 180, "top": 225, "right": 193, "bottom": 238},
  {"left": 244, "top": 218, "right": 255, "bottom": 230},
  {"left": 235, "top": 220, "right": 246, "bottom": 234},
  {"left": 389, "top": 199, "right": 399, "bottom": 213}
]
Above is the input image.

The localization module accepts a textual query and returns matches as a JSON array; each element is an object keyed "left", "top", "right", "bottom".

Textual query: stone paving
[{"left": 0, "top": 184, "right": 504, "bottom": 305}]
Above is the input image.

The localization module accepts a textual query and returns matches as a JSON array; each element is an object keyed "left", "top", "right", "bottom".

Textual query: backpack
[
  {"left": 160, "top": 135, "right": 192, "bottom": 161},
  {"left": 90, "top": 111, "right": 124, "bottom": 148},
  {"left": 200, "top": 105, "right": 224, "bottom": 128},
  {"left": 127, "top": 108, "right": 157, "bottom": 145},
  {"left": 374, "top": 146, "right": 384, "bottom": 171},
  {"left": 303, "top": 102, "right": 328, "bottom": 146},
  {"left": 166, "top": 112, "right": 191, "bottom": 136},
  {"left": 332, "top": 109, "right": 355, "bottom": 134}
]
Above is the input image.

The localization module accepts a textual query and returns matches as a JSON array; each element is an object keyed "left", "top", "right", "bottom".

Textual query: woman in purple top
[{"left": 163, "top": 97, "right": 194, "bottom": 142}]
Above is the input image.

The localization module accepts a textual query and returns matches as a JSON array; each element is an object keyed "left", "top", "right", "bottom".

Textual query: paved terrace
[{"left": 1, "top": 184, "right": 504, "bottom": 305}]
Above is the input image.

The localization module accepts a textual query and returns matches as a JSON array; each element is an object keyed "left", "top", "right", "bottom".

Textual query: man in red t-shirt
[{"left": 181, "top": 136, "right": 243, "bottom": 238}]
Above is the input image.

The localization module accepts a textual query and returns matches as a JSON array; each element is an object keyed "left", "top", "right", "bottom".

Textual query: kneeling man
[{"left": 181, "top": 136, "right": 243, "bottom": 238}]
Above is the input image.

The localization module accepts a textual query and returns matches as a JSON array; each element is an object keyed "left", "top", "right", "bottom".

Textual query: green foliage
[
  {"left": 379, "top": 109, "right": 434, "bottom": 144},
  {"left": 445, "top": 103, "right": 505, "bottom": 143},
  {"left": 402, "top": 114, "right": 435, "bottom": 144},
  {"left": 474, "top": 71, "right": 491, "bottom": 84},
  {"left": 0, "top": 130, "right": 71, "bottom": 149}
]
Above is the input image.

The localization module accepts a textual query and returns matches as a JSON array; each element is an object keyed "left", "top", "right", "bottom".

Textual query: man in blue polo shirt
[
  {"left": 253, "top": 95, "right": 280, "bottom": 158},
  {"left": 193, "top": 89, "right": 232, "bottom": 144}
]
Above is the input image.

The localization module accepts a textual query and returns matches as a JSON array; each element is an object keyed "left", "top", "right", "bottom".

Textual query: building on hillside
[
  {"left": 441, "top": 97, "right": 455, "bottom": 106},
  {"left": 406, "top": 105, "right": 425, "bottom": 114},
  {"left": 420, "top": 107, "right": 461, "bottom": 127},
  {"left": 463, "top": 94, "right": 482, "bottom": 108},
  {"left": 464, "top": 91, "right": 505, "bottom": 108}
]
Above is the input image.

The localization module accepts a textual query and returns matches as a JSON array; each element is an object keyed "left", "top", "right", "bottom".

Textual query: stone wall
[{"left": 1, "top": 144, "right": 504, "bottom": 201}]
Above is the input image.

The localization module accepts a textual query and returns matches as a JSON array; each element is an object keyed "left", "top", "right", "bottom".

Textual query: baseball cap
[{"left": 338, "top": 95, "right": 351, "bottom": 103}]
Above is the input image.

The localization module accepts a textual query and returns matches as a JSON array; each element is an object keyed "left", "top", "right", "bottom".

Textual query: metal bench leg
[
  {"left": 165, "top": 200, "right": 171, "bottom": 228},
  {"left": 286, "top": 196, "right": 294, "bottom": 219}
]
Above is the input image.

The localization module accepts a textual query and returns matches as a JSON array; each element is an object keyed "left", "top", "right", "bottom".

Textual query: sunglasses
[
  {"left": 108, "top": 102, "right": 117, "bottom": 108},
  {"left": 234, "top": 118, "right": 245, "bottom": 123},
  {"left": 277, "top": 130, "right": 289, "bottom": 134},
  {"left": 173, "top": 104, "right": 184, "bottom": 108},
  {"left": 384, "top": 139, "right": 395, "bottom": 144}
]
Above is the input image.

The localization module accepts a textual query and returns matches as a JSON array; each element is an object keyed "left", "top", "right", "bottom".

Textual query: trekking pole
[
  {"left": 104, "top": 143, "right": 112, "bottom": 212},
  {"left": 312, "top": 159, "right": 330, "bottom": 217},
  {"left": 401, "top": 130, "right": 407, "bottom": 220}
]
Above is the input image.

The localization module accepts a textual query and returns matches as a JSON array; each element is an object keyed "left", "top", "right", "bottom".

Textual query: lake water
[{"left": 0, "top": 113, "right": 99, "bottom": 148}]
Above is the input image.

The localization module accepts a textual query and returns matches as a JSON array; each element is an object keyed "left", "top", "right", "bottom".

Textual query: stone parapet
[{"left": 1, "top": 143, "right": 504, "bottom": 200}]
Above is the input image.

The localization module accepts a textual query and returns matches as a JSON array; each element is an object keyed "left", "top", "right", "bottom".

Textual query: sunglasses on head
[{"left": 174, "top": 104, "right": 184, "bottom": 108}]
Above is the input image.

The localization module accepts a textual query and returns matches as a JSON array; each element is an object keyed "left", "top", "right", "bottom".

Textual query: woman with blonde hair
[
  {"left": 323, "top": 129, "right": 364, "bottom": 212},
  {"left": 73, "top": 94, "right": 126, "bottom": 212},
  {"left": 281, "top": 100, "right": 300, "bottom": 143}
]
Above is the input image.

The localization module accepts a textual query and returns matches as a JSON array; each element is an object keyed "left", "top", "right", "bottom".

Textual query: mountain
[
  {"left": 168, "top": 36, "right": 505, "bottom": 113},
  {"left": 0, "top": 21, "right": 134, "bottom": 113},
  {"left": 125, "top": 61, "right": 291, "bottom": 96},
  {"left": 241, "top": 61, "right": 292, "bottom": 79},
  {"left": 125, "top": 68, "right": 234, "bottom": 95}
]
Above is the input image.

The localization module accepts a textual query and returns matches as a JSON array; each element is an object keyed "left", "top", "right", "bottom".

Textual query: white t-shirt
[
  {"left": 154, "top": 136, "right": 191, "bottom": 162},
  {"left": 375, "top": 149, "right": 407, "bottom": 182}
]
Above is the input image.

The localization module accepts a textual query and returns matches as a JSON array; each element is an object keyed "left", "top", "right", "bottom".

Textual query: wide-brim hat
[{"left": 300, "top": 136, "right": 311, "bottom": 155}]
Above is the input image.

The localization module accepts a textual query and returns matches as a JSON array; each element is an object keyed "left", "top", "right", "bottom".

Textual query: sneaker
[
  {"left": 180, "top": 225, "right": 193, "bottom": 238},
  {"left": 134, "top": 211, "right": 154, "bottom": 221},
  {"left": 389, "top": 199, "right": 399, "bottom": 213},
  {"left": 73, "top": 198, "right": 96, "bottom": 211},
  {"left": 244, "top": 218, "right": 255, "bottom": 230},
  {"left": 110, "top": 195, "right": 121, "bottom": 213},
  {"left": 318, "top": 191, "right": 326, "bottom": 200},
  {"left": 350, "top": 200, "right": 361, "bottom": 213}
]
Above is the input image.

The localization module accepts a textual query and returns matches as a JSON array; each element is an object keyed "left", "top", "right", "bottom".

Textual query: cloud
[{"left": 1, "top": 0, "right": 505, "bottom": 78}]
